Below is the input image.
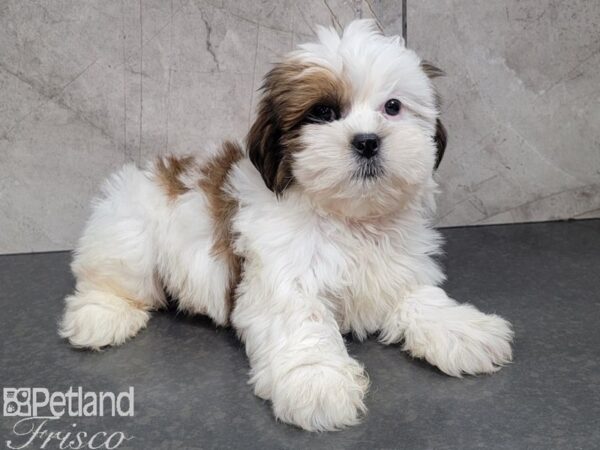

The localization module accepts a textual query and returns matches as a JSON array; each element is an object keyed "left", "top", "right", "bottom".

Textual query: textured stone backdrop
[{"left": 1, "top": 0, "right": 598, "bottom": 253}]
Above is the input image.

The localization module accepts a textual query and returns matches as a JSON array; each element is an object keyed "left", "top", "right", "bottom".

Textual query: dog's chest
[
  {"left": 309, "top": 219, "right": 420, "bottom": 336},
  {"left": 231, "top": 181, "right": 441, "bottom": 336}
]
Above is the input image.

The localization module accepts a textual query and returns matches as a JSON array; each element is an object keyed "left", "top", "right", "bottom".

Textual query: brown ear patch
[
  {"left": 421, "top": 61, "right": 445, "bottom": 79},
  {"left": 434, "top": 119, "right": 447, "bottom": 170},
  {"left": 420, "top": 61, "right": 447, "bottom": 170},
  {"left": 247, "top": 62, "right": 350, "bottom": 194},
  {"left": 199, "top": 141, "right": 244, "bottom": 313},
  {"left": 155, "top": 155, "right": 195, "bottom": 199}
]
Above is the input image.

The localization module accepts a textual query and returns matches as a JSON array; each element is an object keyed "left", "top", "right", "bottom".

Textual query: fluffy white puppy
[{"left": 60, "top": 20, "right": 513, "bottom": 431}]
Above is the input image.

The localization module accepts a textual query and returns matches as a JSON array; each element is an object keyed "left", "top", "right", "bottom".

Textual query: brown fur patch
[
  {"left": 433, "top": 118, "right": 447, "bottom": 169},
  {"left": 199, "top": 141, "right": 244, "bottom": 313},
  {"left": 262, "top": 62, "right": 351, "bottom": 131},
  {"left": 155, "top": 155, "right": 195, "bottom": 199},
  {"left": 420, "top": 61, "right": 448, "bottom": 169},
  {"left": 247, "top": 61, "right": 350, "bottom": 194},
  {"left": 77, "top": 267, "right": 159, "bottom": 311},
  {"left": 420, "top": 61, "right": 445, "bottom": 79}
]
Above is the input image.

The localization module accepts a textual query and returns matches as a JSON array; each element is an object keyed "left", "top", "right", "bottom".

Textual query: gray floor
[{"left": 1, "top": 220, "right": 599, "bottom": 449}]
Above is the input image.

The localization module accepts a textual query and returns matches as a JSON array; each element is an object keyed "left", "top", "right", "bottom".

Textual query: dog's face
[{"left": 247, "top": 20, "right": 446, "bottom": 218}]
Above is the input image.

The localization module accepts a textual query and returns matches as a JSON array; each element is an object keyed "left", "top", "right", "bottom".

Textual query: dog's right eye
[
  {"left": 309, "top": 104, "right": 338, "bottom": 123},
  {"left": 384, "top": 99, "right": 402, "bottom": 116}
]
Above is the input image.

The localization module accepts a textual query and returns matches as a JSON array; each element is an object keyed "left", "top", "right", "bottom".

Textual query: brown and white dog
[{"left": 60, "top": 20, "right": 513, "bottom": 431}]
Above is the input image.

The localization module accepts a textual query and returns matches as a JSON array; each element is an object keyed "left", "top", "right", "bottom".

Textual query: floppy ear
[
  {"left": 246, "top": 76, "right": 293, "bottom": 195},
  {"left": 433, "top": 118, "right": 447, "bottom": 170},
  {"left": 247, "top": 102, "right": 282, "bottom": 193},
  {"left": 421, "top": 61, "right": 445, "bottom": 79},
  {"left": 420, "top": 61, "right": 447, "bottom": 170}
]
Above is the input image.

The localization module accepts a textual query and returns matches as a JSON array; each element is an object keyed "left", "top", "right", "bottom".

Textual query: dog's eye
[
  {"left": 384, "top": 99, "right": 401, "bottom": 116},
  {"left": 309, "top": 104, "right": 338, "bottom": 123}
]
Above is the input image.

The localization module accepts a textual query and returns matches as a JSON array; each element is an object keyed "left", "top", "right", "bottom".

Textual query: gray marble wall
[
  {"left": 403, "top": 0, "right": 600, "bottom": 227},
  {"left": 1, "top": 0, "right": 598, "bottom": 253}
]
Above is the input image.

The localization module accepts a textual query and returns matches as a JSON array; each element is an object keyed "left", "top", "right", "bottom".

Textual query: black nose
[{"left": 352, "top": 133, "right": 380, "bottom": 159}]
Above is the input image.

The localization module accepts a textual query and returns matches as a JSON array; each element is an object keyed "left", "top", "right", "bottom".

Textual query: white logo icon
[{"left": 3, "top": 388, "right": 31, "bottom": 417}]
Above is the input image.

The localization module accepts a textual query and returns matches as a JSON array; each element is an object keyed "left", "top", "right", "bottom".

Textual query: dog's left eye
[
  {"left": 384, "top": 99, "right": 402, "bottom": 116},
  {"left": 309, "top": 104, "right": 338, "bottom": 123}
]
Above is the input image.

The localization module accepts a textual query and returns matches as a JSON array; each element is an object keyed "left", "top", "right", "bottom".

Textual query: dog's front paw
[
  {"left": 405, "top": 304, "right": 514, "bottom": 377},
  {"left": 271, "top": 360, "right": 369, "bottom": 431},
  {"left": 394, "top": 287, "right": 514, "bottom": 377}
]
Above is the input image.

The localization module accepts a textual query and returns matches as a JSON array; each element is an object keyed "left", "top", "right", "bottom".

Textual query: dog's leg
[
  {"left": 232, "top": 279, "right": 369, "bottom": 431},
  {"left": 60, "top": 166, "right": 165, "bottom": 350},
  {"left": 379, "top": 286, "right": 513, "bottom": 377}
]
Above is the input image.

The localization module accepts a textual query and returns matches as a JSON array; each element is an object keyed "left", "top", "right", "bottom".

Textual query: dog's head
[{"left": 247, "top": 20, "right": 446, "bottom": 218}]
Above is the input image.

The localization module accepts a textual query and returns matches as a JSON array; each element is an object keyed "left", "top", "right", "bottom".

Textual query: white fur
[
  {"left": 379, "top": 286, "right": 513, "bottom": 377},
  {"left": 60, "top": 20, "right": 513, "bottom": 431},
  {"left": 292, "top": 21, "right": 438, "bottom": 219},
  {"left": 60, "top": 159, "right": 231, "bottom": 349}
]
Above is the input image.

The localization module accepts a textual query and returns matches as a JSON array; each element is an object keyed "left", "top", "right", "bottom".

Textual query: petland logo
[{"left": 3, "top": 387, "right": 135, "bottom": 449}]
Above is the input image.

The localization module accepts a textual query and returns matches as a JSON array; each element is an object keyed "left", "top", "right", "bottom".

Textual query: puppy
[{"left": 60, "top": 20, "right": 513, "bottom": 431}]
